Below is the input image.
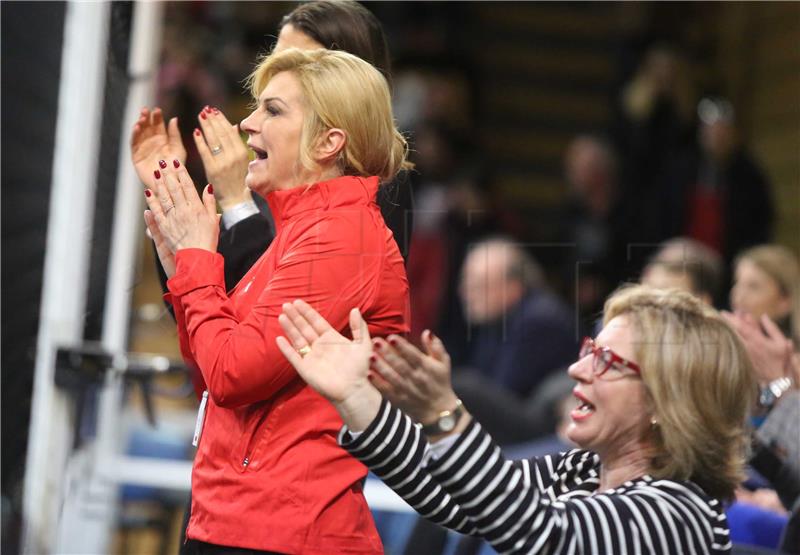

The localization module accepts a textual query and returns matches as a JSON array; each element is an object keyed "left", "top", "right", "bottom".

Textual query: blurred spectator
[
  {"left": 731, "top": 245, "right": 799, "bottom": 345},
  {"left": 548, "top": 135, "right": 636, "bottom": 320},
  {"left": 405, "top": 121, "right": 496, "bottom": 355},
  {"left": 615, "top": 45, "right": 697, "bottom": 199},
  {"left": 619, "top": 46, "right": 696, "bottom": 144},
  {"left": 641, "top": 237, "right": 723, "bottom": 306},
  {"left": 657, "top": 98, "right": 774, "bottom": 270},
  {"left": 456, "top": 237, "right": 576, "bottom": 398}
]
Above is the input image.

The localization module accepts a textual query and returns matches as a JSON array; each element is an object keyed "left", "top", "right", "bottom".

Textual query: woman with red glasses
[{"left": 276, "top": 285, "right": 756, "bottom": 554}]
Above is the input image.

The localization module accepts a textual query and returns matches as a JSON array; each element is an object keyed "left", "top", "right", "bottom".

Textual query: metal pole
[
  {"left": 21, "top": 1, "right": 110, "bottom": 552},
  {"left": 76, "top": 0, "right": 166, "bottom": 549},
  {"left": 52, "top": 1, "right": 167, "bottom": 552}
]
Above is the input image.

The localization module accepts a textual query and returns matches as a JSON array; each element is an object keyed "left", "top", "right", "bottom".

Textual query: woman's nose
[
  {"left": 567, "top": 355, "right": 593, "bottom": 382},
  {"left": 240, "top": 110, "right": 258, "bottom": 134}
]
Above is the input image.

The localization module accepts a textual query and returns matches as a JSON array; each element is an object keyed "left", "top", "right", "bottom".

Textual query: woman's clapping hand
[
  {"left": 276, "top": 298, "right": 462, "bottom": 430},
  {"left": 369, "top": 331, "right": 459, "bottom": 425},
  {"left": 131, "top": 107, "right": 187, "bottom": 189},
  {"left": 142, "top": 159, "right": 219, "bottom": 277},
  {"left": 194, "top": 106, "right": 252, "bottom": 211},
  {"left": 276, "top": 300, "right": 382, "bottom": 431},
  {"left": 723, "top": 311, "right": 794, "bottom": 386}
]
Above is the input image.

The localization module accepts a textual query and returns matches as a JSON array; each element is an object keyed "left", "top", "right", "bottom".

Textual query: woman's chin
[
  {"left": 244, "top": 175, "right": 268, "bottom": 197},
  {"left": 565, "top": 423, "right": 591, "bottom": 450}
]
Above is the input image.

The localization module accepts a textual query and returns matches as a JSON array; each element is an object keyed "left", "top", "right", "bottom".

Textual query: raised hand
[
  {"left": 131, "top": 107, "right": 187, "bottom": 188},
  {"left": 276, "top": 300, "right": 382, "bottom": 431},
  {"left": 194, "top": 106, "right": 251, "bottom": 210},
  {"left": 143, "top": 159, "right": 219, "bottom": 254},
  {"left": 369, "top": 330, "right": 459, "bottom": 425},
  {"left": 723, "top": 311, "right": 794, "bottom": 385}
]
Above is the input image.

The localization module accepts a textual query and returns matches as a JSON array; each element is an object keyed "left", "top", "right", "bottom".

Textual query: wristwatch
[
  {"left": 421, "top": 399, "right": 464, "bottom": 436},
  {"left": 758, "top": 376, "right": 794, "bottom": 409}
]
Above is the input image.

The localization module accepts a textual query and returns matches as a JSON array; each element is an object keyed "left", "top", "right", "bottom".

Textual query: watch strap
[{"left": 421, "top": 399, "right": 464, "bottom": 436}]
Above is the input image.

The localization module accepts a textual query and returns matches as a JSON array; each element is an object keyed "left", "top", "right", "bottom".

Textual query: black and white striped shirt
[{"left": 340, "top": 399, "right": 732, "bottom": 554}]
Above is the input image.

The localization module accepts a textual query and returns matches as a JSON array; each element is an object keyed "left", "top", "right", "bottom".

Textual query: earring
[{"left": 650, "top": 417, "right": 659, "bottom": 428}]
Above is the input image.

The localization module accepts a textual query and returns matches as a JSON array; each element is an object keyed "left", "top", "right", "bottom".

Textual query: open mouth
[
  {"left": 571, "top": 391, "right": 595, "bottom": 419},
  {"left": 249, "top": 144, "right": 268, "bottom": 160}
]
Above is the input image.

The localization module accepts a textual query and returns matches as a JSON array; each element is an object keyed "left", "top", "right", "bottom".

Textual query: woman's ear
[{"left": 315, "top": 128, "right": 347, "bottom": 166}]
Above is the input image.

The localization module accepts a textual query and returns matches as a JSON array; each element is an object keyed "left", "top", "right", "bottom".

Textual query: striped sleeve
[
  {"left": 341, "top": 399, "right": 729, "bottom": 555},
  {"left": 339, "top": 399, "right": 477, "bottom": 534}
]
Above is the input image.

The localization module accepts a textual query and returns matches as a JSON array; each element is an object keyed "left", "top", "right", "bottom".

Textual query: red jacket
[{"left": 167, "top": 175, "right": 410, "bottom": 553}]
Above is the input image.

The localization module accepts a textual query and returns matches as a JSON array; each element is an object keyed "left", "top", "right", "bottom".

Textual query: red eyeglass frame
[{"left": 579, "top": 337, "right": 642, "bottom": 377}]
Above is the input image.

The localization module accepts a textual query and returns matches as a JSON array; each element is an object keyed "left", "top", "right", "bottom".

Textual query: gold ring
[{"left": 298, "top": 345, "right": 311, "bottom": 358}]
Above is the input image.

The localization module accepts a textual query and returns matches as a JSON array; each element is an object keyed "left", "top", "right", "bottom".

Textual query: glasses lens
[{"left": 596, "top": 349, "right": 614, "bottom": 375}]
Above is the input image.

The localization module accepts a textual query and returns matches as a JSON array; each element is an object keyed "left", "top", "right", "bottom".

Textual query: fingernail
[
  {"left": 158, "top": 160, "right": 167, "bottom": 169},
  {"left": 369, "top": 355, "right": 377, "bottom": 364},
  {"left": 144, "top": 189, "right": 152, "bottom": 198},
  {"left": 154, "top": 169, "right": 161, "bottom": 179},
  {"left": 194, "top": 128, "right": 201, "bottom": 136},
  {"left": 200, "top": 112, "right": 207, "bottom": 120},
  {"left": 212, "top": 107, "right": 219, "bottom": 114},
  {"left": 204, "top": 105, "right": 211, "bottom": 113},
  {"left": 388, "top": 338, "right": 398, "bottom": 346},
  {"left": 207, "top": 184, "right": 214, "bottom": 195},
  {"left": 173, "top": 159, "right": 180, "bottom": 168}
]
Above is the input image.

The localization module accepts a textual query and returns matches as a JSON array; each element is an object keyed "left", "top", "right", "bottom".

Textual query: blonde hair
[
  {"left": 246, "top": 48, "right": 411, "bottom": 182},
  {"left": 735, "top": 244, "right": 800, "bottom": 344},
  {"left": 603, "top": 284, "right": 756, "bottom": 501}
]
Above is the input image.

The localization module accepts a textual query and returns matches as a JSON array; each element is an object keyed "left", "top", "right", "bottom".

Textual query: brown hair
[
  {"left": 604, "top": 284, "right": 756, "bottom": 502},
  {"left": 647, "top": 237, "right": 724, "bottom": 302},
  {"left": 279, "top": 1, "right": 391, "bottom": 85}
]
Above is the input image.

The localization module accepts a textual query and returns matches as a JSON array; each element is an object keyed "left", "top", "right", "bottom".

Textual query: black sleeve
[
  {"left": 153, "top": 209, "right": 274, "bottom": 321},
  {"left": 217, "top": 212, "right": 274, "bottom": 291},
  {"left": 377, "top": 174, "right": 413, "bottom": 264},
  {"left": 154, "top": 242, "right": 175, "bottom": 320}
]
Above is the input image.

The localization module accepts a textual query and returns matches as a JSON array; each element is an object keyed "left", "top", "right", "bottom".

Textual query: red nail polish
[
  {"left": 173, "top": 159, "right": 180, "bottom": 168},
  {"left": 204, "top": 105, "right": 211, "bottom": 113},
  {"left": 200, "top": 112, "right": 207, "bottom": 120},
  {"left": 212, "top": 107, "right": 219, "bottom": 114},
  {"left": 144, "top": 189, "right": 152, "bottom": 198},
  {"left": 153, "top": 169, "right": 161, "bottom": 179},
  {"left": 207, "top": 184, "right": 214, "bottom": 194},
  {"left": 194, "top": 128, "right": 201, "bottom": 136},
  {"left": 369, "top": 355, "right": 377, "bottom": 364},
  {"left": 388, "top": 338, "right": 398, "bottom": 346},
  {"left": 158, "top": 160, "right": 167, "bottom": 169}
]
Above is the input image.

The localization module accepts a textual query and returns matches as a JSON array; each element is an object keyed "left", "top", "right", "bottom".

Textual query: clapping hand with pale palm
[
  {"left": 131, "top": 107, "right": 187, "bottom": 189},
  {"left": 276, "top": 300, "right": 382, "bottom": 431}
]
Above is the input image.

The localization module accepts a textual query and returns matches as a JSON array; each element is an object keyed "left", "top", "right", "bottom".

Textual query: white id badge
[{"left": 192, "top": 390, "right": 209, "bottom": 447}]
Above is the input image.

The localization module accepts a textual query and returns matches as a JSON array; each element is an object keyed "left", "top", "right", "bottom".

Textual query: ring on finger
[
  {"left": 211, "top": 145, "right": 223, "bottom": 156},
  {"left": 164, "top": 204, "right": 175, "bottom": 214}
]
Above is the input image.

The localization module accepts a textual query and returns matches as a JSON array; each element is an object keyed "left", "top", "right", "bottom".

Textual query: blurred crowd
[{"left": 130, "top": 3, "right": 797, "bottom": 553}]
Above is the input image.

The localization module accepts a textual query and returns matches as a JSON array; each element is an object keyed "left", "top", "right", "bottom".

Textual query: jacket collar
[{"left": 265, "top": 175, "right": 379, "bottom": 232}]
